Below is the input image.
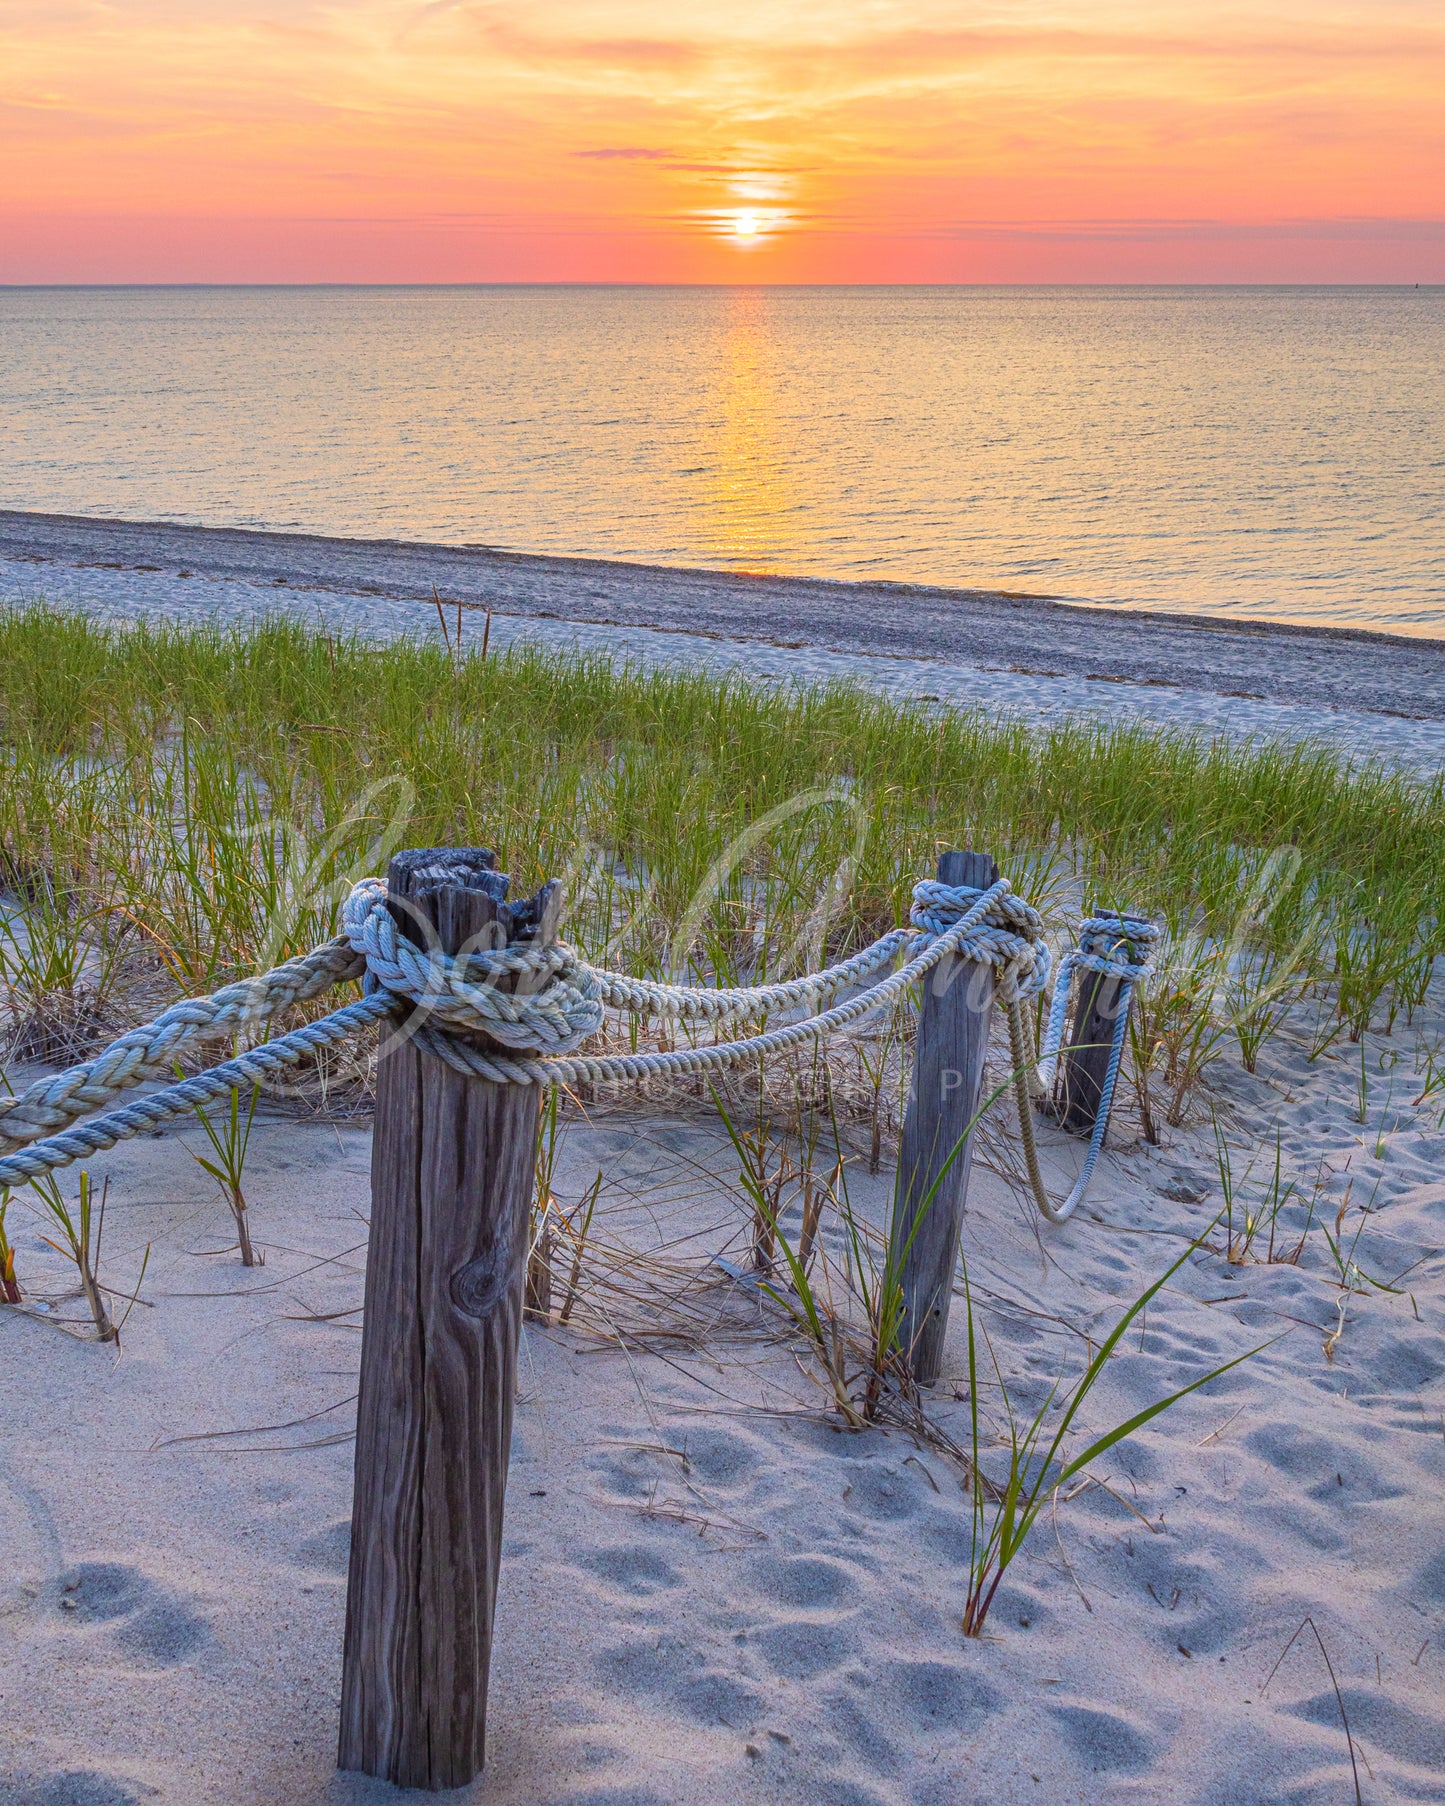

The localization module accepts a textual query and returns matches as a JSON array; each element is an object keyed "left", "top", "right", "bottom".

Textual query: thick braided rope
[
  {"left": 586, "top": 880, "right": 1049, "bottom": 1020},
  {"left": 1008, "top": 912, "right": 1159, "bottom": 1224},
  {"left": 403, "top": 877, "right": 1044, "bottom": 1084},
  {"left": 339, "top": 877, "right": 1048, "bottom": 1033},
  {"left": 0, "top": 993, "right": 392, "bottom": 1190},
  {"left": 0, "top": 875, "right": 1050, "bottom": 1189},
  {"left": 586, "top": 932, "right": 911, "bottom": 1020},
  {"left": 0, "top": 939, "right": 363, "bottom": 1151},
  {"left": 341, "top": 877, "right": 604, "bottom": 1053}
]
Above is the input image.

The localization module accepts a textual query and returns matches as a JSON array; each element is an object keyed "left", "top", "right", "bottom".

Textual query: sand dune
[
  {"left": 2, "top": 534, "right": 1443, "bottom": 1802},
  {"left": 3, "top": 998, "right": 1443, "bottom": 1804}
]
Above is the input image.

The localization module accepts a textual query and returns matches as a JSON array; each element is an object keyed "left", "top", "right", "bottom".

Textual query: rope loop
[
  {"left": 908, "top": 878, "right": 1052, "bottom": 1005},
  {"left": 1015, "top": 907, "right": 1161, "bottom": 1223},
  {"left": 1066, "top": 909, "right": 1161, "bottom": 983},
  {"left": 339, "top": 876, "right": 604, "bottom": 1055}
]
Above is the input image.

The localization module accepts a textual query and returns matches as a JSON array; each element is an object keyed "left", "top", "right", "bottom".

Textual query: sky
[{"left": 3, "top": 0, "right": 1443, "bottom": 283}]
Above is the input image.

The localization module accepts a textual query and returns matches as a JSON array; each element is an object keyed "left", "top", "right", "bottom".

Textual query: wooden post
[
  {"left": 339, "top": 846, "right": 556, "bottom": 1791},
  {"left": 890, "top": 849, "right": 998, "bottom": 1387},
  {"left": 1053, "top": 924, "right": 1131, "bottom": 1137}
]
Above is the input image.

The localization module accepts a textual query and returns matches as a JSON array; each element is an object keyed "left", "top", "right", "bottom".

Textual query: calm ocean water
[{"left": 1, "top": 285, "right": 1442, "bottom": 633}]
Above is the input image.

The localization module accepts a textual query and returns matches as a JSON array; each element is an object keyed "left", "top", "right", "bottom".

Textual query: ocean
[{"left": 1, "top": 284, "right": 1441, "bottom": 634}]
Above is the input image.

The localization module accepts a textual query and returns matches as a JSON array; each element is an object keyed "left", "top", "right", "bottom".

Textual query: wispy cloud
[
  {"left": 3, "top": 0, "right": 1442, "bottom": 280},
  {"left": 573, "top": 147, "right": 674, "bottom": 160}
]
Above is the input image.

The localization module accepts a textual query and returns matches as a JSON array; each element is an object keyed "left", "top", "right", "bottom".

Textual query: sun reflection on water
[{"left": 689, "top": 289, "right": 794, "bottom": 573}]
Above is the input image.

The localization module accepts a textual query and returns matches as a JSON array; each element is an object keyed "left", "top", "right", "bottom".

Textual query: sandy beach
[
  {"left": 8, "top": 0, "right": 1445, "bottom": 1788},
  {"left": 3, "top": 995, "right": 1443, "bottom": 1805},
  {"left": 4, "top": 509, "right": 1445, "bottom": 776},
  {"left": 1, "top": 517, "right": 1443, "bottom": 1806}
]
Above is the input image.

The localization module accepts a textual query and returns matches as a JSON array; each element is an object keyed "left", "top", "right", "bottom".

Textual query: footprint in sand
[
  {"left": 577, "top": 1544, "right": 683, "bottom": 1599},
  {"left": 880, "top": 1658, "right": 1001, "bottom": 1734},
  {"left": 593, "top": 1634, "right": 763, "bottom": 1730},
  {"left": 1288, "top": 1685, "right": 1445, "bottom": 1776},
  {"left": 748, "top": 1552, "right": 861, "bottom": 1611},
  {"left": 292, "top": 1519, "right": 352, "bottom": 1573},
  {"left": 55, "top": 1562, "right": 149, "bottom": 1623},
  {"left": 541, "top": 1789, "right": 670, "bottom": 1806},
  {"left": 1246, "top": 1421, "right": 1406, "bottom": 1501},
  {"left": 1405, "top": 1544, "right": 1445, "bottom": 1608},
  {"left": 1360, "top": 1331, "right": 1444, "bottom": 1395},
  {"left": 817, "top": 1686, "right": 901, "bottom": 1777},
  {"left": 835, "top": 1464, "right": 922, "bottom": 1524},
  {"left": 751, "top": 1618, "right": 858, "bottom": 1680},
  {"left": 1051, "top": 1703, "right": 1161, "bottom": 1773},
  {"left": 2, "top": 1771, "right": 151, "bottom": 1806},
  {"left": 807, "top": 1781, "right": 894, "bottom": 1806},
  {"left": 56, "top": 1562, "right": 211, "bottom": 1667},
  {"left": 586, "top": 1448, "right": 658, "bottom": 1504},
  {"left": 660, "top": 1422, "right": 766, "bottom": 1492}
]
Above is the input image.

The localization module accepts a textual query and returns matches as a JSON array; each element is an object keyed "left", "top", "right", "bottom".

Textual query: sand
[
  {"left": 3, "top": 980, "right": 1444, "bottom": 1806},
  {"left": 2, "top": 518, "right": 1444, "bottom": 1804},
  {"left": 3, "top": 509, "right": 1445, "bottom": 777}
]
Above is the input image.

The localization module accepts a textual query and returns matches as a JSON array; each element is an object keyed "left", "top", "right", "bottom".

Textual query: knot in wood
[{"left": 450, "top": 1246, "right": 511, "bottom": 1319}]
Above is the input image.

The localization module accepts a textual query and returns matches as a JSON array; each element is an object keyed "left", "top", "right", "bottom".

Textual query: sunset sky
[{"left": 3, "top": 0, "right": 1442, "bottom": 283}]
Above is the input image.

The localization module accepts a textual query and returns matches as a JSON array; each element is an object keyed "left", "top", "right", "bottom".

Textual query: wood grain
[
  {"left": 891, "top": 849, "right": 998, "bottom": 1387},
  {"left": 339, "top": 847, "right": 545, "bottom": 1790},
  {"left": 1053, "top": 953, "right": 1128, "bottom": 1137}
]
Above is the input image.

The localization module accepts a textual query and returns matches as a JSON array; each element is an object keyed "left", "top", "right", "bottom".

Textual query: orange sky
[{"left": 3, "top": 1, "right": 1442, "bottom": 282}]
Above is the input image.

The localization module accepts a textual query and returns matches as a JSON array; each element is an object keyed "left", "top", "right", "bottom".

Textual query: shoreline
[
  {"left": 11, "top": 503, "right": 1445, "bottom": 652},
  {"left": 5, "top": 507, "right": 1445, "bottom": 776}
]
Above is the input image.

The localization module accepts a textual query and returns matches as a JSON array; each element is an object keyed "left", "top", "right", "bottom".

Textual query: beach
[
  {"left": 7, "top": 0, "right": 1445, "bottom": 1795},
  {"left": 4, "top": 508, "right": 1445, "bottom": 775},
  {"left": 3, "top": 1011, "right": 1444, "bottom": 1805},
  {"left": 1, "top": 526, "right": 1443, "bottom": 1806}
]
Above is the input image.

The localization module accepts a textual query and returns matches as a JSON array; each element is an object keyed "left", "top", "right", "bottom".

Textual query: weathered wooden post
[
  {"left": 1052, "top": 921, "right": 1131, "bottom": 1136},
  {"left": 339, "top": 846, "right": 554, "bottom": 1791},
  {"left": 891, "top": 849, "right": 998, "bottom": 1386}
]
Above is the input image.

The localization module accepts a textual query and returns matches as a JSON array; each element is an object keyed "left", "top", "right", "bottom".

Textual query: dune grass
[{"left": 0, "top": 603, "right": 1440, "bottom": 1128}]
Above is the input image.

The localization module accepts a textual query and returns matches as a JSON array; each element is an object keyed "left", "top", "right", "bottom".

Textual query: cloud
[
  {"left": 474, "top": 19, "right": 703, "bottom": 74},
  {"left": 935, "top": 216, "right": 1445, "bottom": 244},
  {"left": 8, "top": 0, "right": 1444, "bottom": 281},
  {"left": 573, "top": 147, "right": 674, "bottom": 160}
]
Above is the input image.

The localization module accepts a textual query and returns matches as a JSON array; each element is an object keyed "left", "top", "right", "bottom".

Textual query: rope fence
[
  {"left": 0, "top": 869, "right": 1153, "bottom": 1214},
  {"left": 0, "top": 843, "right": 1157, "bottom": 1792}
]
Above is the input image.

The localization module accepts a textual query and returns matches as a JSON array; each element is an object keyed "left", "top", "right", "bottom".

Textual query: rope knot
[
  {"left": 907, "top": 876, "right": 1052, "bottom": 1003},
  {"left": 1070, "top": 910, "right": 1160, "bottom": 982},
  {"left": 340, "top": 877, "right": 604, "bottom": 1056}
]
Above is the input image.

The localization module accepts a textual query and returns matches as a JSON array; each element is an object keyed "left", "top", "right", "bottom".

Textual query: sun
[{"left": 708, "top": 205, "right": 787, "bottom": 246}]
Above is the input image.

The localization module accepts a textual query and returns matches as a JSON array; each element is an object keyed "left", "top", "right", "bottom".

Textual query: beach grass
[{"left": 0, "top": 603, "right": 1440, "bottom": 1128}]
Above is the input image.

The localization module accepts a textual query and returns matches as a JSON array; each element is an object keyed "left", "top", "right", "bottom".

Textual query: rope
[
  {"left": 341, "top": 877, "right": 604, "bottom": 1054},
  {"left": 337, "top": 874, "right": 1051, "bottom": 1033},
  {"left": 1, "top": 875, "right": 1043, "bottom": 1187},
  {"left": 0, "top": 939, "right": 362, "bottom": 1149},
  {"left": 0, "top": 993, "right": 391, "bottom": 1189},
  {"left": 0, "top": 873, "right": 1152, "bottom": 1228},
  {"left": 1005, "top": 911, "right": 1159, "bottom": 1223},
  {"left": 405, "top": 878, "right": 1039, "bottom": 1085}
]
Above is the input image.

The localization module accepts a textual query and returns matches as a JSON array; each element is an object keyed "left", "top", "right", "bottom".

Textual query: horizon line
[{"left": 2, "top": 279, "right": 1441, "bottom": 291}]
